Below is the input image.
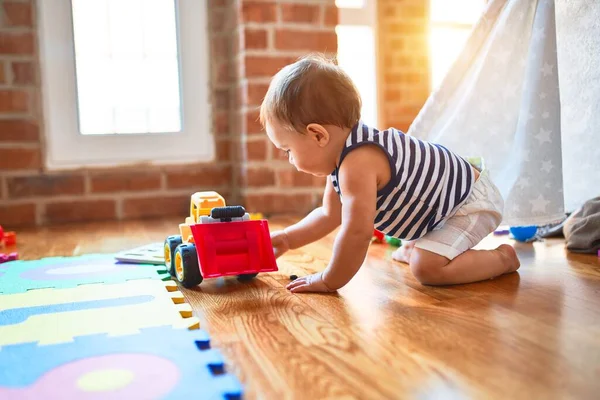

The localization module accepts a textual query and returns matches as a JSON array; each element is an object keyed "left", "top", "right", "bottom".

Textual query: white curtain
[{"left": 408, "top": 0, "right": 599, "bottom": 226}]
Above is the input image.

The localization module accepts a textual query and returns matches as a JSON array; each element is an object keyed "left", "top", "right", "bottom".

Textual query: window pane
[
  {"left": 429, "top": 27, "right": 472, "bottom": 89},
  {"left": 430, "top": 0, "right": 485, "bottom": 25},
  {"left": 335, "top": 0, "right": 365, "bottom": 8},
  {"left": 71, "top": 0, "right": 182, "bottom": 135},
  {"left": 336, "top": 25, "right": 378, "bottom": 127}
]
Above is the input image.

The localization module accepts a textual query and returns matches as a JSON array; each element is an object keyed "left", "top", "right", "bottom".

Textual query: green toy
[{"left": 384, "top": 235, "right": 401, "bottom": 247}]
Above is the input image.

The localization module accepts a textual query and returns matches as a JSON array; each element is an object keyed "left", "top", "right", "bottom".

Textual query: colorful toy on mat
[
  {"left": 0, "top": 252, "right": 18, "bottom": 264},
  {"left": 164, "top": 191, "right": 278, "bottom": 288},
  {"left": 509, "top": 225, "right": 538, "bottom": 242},
  {"left": 371, "top": 229, "right": 384, "bottom": 243},
  {"left": 0, "top": 225, "right": 17, "bottom": 247},
  {"left": 0, "top": 254, "right": 169, "bottom": 295},
  {"left": 114, "top": 242, "right": 164, "bottom": 265},
  {"left": 0, "top": 326, "right": 243, "bottom": 400},
  {"left": 384, "top": 235, "right": 402, "bottom": 247},
  {"left": 494, "top": 225, "right": 510, "bottom": 235}
]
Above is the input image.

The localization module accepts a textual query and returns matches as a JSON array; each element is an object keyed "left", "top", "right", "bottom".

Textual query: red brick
[
  {"left": 244, "top": 28, "right": 268, "bottom": 50},
  {"left": 281, "top": 4, "right": 320, "bottom": 24},
  {"left": 45, "top": 200, "right": 116, "bottom": 224},
  {"left": 210, "top": 10, "right": 225, "bottom": 34},
  {"left": 0, "top": 32, "right": 34, "bottom": 54},
  {"left": 0, "top": 119, "right": 38, "bottom": 142},
  {"left": 208, "top": 0, "right": 226, "bottom": 8},
  {"left": 90, "top": 172, "right": 162, "bottom": 193},
  {"left": 214, "top": 112, "right": 229, "bottom": 135},
  {"left": 247, "top": 83, "right": 269, "bottom": 106},
  {"left": 214, "top": 89, "right": 229, "bottom": 109},
  {"left": 8, "top": 175, "right": 85, "bottom": 198},
  {"left": 2, "top": 1, "right": 33, "bottom": 26},
  {"left": 165, "top": 165, "right": 231, "bottom": 189},
  {"left": 214, "top": 62, "right": 231, "bottom": 85},
  {"left": 11, "top": 61, "right": 35, "bottom": 85},
  {"left": 242, "top": 1, "right": 276, "bottom": 23},
  {"left": 275, "top": 30, "right": 337, "bottom": 52},
  {"left": 122, "top": 194, "right": 189, "bottom": 219},
  {"left": 245, "top": 110, "right": 262, "bottom": 134},
  {"left": 245, "top": 167, "right": 275, "bottom": 187},
  {"left": 243, "top": 193, "right": 314, "bottom": 214},
  {"left": 0, "top": 90, "right": 28, "bottom": 112},
  {"left": 216, "top": 140, "right": 231, "bottom": 161},
  {"left": 245, "top": 139, "right": 267, "bottom": 161},
  {"left": 0, "top": 148, "right": 40, "bottom": 170},
  {"left": 244, "top": 55, "right": 297, "bottom": 78},
  {"left": 210, "top": 34, "right": 229, "bottom": 61},
  {"left": 276, "top": 168, "right": 322, "bottom": 188},
  {"left": 0, "top": 61, "right": 5, "bottom": 84},
  {"left": 0, "top": 203, "right": 36, "bottom": 227},
  {"left": 324, "top": 6, "right": 338, "bottom": 26}
]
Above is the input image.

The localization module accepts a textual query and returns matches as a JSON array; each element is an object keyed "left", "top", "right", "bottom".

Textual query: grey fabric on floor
[{"left": 563, "top": 196, "right": 600, "bottom": 253}]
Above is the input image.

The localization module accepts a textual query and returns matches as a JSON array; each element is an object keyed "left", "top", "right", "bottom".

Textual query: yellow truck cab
[{"left": 180, "top": 191, "right": 226, "bottom": 244}]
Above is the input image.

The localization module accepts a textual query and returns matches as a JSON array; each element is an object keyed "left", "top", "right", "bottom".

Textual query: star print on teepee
[
  {"left": 545, "top": 182, "right": 552, "bottom": 189},
  {"left": 530, "top": 194, "right": 550, "bottom": 213},
  {"left": 532, "top": 26, "right": 547, "bottom": 42},
  {"left": 493, "top": 48, "right": 511, "bottom": 65},
  {"left": 541, "top": 160, "right": 554, "bottom": 173},
  {"left": 535, "top": 128, "right": 552, "bottom": 144},
  {"left": 502, "top": 83, "right": 519, "bottom": 99},
  {"left": 539, "top": 92, "right": 547, "bottom": 100},
  {"left": 541, "top": 63, "right": 554, "bottom": 77},
  {"left": 517, "top": 176, "right": 530, "bottom": 189},
  {"left": 542, "top": 111, "right": 550, "bottom": 119}
]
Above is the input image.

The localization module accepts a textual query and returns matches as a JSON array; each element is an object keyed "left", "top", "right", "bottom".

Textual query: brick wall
[
  {"left": 377, "top": 0, "right": 430, "bottom": 132},
  {"left": 234, "top": 0, "right": 338, "bottom": 214},
  {"left": 0, "top": 0, "right": 339, "bottom": 229}
]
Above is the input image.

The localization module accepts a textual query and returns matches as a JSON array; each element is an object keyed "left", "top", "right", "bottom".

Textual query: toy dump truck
[{"left": 164, "top": 191, "right": 278, "bottom": 288}]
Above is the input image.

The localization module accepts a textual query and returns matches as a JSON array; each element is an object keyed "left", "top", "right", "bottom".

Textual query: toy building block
[
  {"left": 4, "top": 231, "right": 16, "bottom": 246},
  {"left": 249, "top": 212, "right": 264, "bottom": 220},
  {"left": 0, "top": 254, "right": 8, "bottom": 264},
  {"left": 164, "top": 191, "right": 278, "bottom": 288},
  {"left": 7, "top": 252, "right": 17, "bottom": 261},
  {"left": 372, "top": 229, "right": 384, "bottom": 243}
]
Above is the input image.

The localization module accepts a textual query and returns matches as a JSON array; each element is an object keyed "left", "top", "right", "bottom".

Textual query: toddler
[{"left": 260, "top": 54, "right": 520, "bottom": 293}]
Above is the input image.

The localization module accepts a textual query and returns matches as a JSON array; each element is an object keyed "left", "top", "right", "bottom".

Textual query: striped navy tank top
[{"left": 330, "top": 121, "right": 475, "bottom": 241}]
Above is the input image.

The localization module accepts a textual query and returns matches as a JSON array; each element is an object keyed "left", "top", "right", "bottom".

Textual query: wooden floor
[{"left": 9, "top": 216, "right": 600, "bottom": 400}]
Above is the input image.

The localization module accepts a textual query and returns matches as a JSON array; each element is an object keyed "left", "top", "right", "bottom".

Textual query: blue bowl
[{"left": 509, "top": 225, "right": 538, "bottom": 242}]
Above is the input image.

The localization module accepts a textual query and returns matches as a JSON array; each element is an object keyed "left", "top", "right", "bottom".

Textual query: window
[
  {"left": 336, "top": 0, "right": 379, "bottom": 127},
  {"left": 37, "top": 0, "right": 212, "bottom": 170},
  {"left": 429, "top": 0, "right": 486, "bottom": 89}
]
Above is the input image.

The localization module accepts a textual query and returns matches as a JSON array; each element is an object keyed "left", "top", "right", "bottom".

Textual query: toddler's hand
[
  {"left": 286, "top": 272, "right": 336, "bottom": 293},
  {"left": 270, "top": 230, "right": 290, "bottom": 259}
]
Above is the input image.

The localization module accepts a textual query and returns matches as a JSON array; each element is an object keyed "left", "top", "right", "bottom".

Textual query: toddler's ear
[{"left": 306, "top": 123, "right": 330, "bottom": 147}]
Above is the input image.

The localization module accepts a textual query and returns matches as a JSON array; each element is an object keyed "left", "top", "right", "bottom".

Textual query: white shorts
[{"left": 413, "top": 170, "right": 504, "bottom": 260}]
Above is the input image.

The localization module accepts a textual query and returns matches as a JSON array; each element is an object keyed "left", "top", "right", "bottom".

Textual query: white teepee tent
[{"left": 408, "top": 0, "right": 599, "bottom": 226}]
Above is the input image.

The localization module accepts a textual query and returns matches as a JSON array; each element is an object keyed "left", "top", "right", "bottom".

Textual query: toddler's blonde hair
[{"left": 259, "top": 54, "right": 362, "bottom": 133}]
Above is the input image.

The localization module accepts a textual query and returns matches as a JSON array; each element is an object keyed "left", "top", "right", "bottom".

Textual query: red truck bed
[{"left": 189, "top": 220, "right": 278, "bottom": 279}]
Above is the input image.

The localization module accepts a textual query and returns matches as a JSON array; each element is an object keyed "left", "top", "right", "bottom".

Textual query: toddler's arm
[
  {"left": 287, "top": 146, "right": 380, "bottom": 293},
  {"left": 271, "top": 178, "right": 341, "bottom": 257}
]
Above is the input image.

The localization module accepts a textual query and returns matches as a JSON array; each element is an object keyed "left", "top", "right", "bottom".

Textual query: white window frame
[
  {"left": 37, "top": 0, "right": 213, "bottom": 171},
  {"left": 336, "top": 0, "right": 380, "bottom": 128}
]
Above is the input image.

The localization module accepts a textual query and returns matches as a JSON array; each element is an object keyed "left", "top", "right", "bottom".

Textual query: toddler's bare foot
[
  {"left": 392, "top": 241, "right": 415, "bottom": 264},
  {"left": 496, "top": 244, "right": 520, "bottom": 273}
]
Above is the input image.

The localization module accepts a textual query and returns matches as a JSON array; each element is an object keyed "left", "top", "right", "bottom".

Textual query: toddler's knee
[{"left": 409, "top": 249, "right": 449, "bottom": 285}]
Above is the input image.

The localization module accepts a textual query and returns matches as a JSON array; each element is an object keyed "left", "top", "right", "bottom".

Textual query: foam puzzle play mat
[{"left": 0, "top": 254, "right": 244, "bottom": 399}]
